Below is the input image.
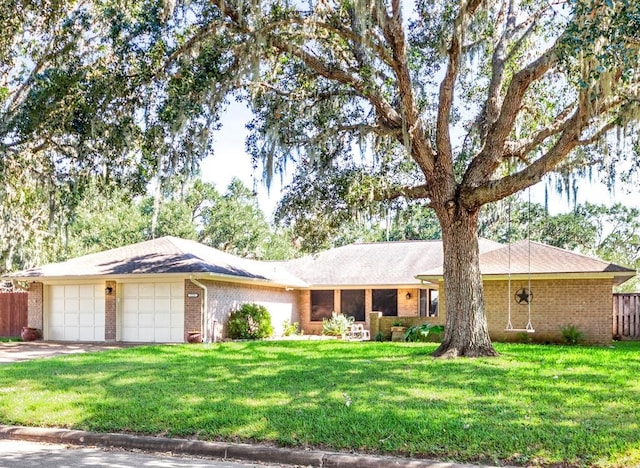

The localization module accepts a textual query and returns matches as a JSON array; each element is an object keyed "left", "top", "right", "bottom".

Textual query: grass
[{"left": 1, "top": 341, "right": 639, "bottom": 467}]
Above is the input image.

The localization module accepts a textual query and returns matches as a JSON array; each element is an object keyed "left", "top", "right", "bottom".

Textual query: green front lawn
[{"left": 1, "top": 341, "right": 639, "bottom": 467}]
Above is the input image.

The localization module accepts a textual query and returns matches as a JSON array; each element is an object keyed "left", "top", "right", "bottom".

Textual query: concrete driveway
[{"left": 0, "top": 341, "right": 138, "bottom": 364}]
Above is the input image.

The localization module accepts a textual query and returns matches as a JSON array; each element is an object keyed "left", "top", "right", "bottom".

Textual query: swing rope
[
  {"left": 524, "top": 188, "right": 535, "bottom": 332},
  {"left": 505, "top": 188, "right": 535, "bottom": 333},
  {"left": 506, "top": 201, "right": 514, "bottom": 331}
]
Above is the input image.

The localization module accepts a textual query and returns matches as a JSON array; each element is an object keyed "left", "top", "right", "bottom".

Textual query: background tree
[
  {"left": 55, "top": 177, "right": 297, "bottom": 264},
  {"left": 480, "top": 198, "right": 639, "bottom": 290},
  {"left": 0, "top": 0, "right": 218, "bottom": 272}
]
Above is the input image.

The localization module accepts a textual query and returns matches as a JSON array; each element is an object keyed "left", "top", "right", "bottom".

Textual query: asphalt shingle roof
[
  {"left": 281, "top": 239, "right": 504, "bottom": 286},
  {"left": 10, "top": 237, "right": 306, "bottom": 287},
  {"left": 418, "top": 240, "right": 636, "bottom": 285},
  {"left": 9, "top": 237, "right": 634, "bottom": 288}
]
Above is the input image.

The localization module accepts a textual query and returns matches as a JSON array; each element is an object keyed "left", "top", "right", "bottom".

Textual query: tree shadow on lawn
[{"left": 0, "top": 341, "right": 639, "bottom": 466}]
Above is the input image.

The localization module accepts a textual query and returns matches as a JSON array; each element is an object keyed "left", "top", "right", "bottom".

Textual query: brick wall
[
  {"left": 105, "top": 281, "right": 117, "bottom": 340},
  {"left": 485, "top": 278, "right": 613, "bottom": 344},
  {"left": 439, "top": 278, "right": 613, "bottom": 344},
  {"left": 184, "top": 280, "right": 204, "bottom": 341},
  {"left": 200, "top": 280, "right": 300, "bottom": 341},
  {"left": 27, "top": 282, "right": 43, "bottom": 331},
  {"left": 299, "top": 290, "right": 315, "bottom": 334},
  {"left": 398, "top": 288, "right": 419, "bottom": 317}
]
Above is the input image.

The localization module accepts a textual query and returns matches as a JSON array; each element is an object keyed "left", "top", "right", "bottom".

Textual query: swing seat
[{"left": 505, "top": 321, "right": 535, "bottom": 333}]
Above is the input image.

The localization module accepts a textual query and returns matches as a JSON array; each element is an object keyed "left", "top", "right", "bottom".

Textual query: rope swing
[{"left": 505, "top": 188, "right": 535, "bottom": 333}]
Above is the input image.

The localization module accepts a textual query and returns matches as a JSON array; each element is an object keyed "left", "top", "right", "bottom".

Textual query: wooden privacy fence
[
  {"left": 613, "top": 293, "right": 640, "bottom": 340},
  {"left": 0, "top": 290, "right": 28, "bottom": 337}
]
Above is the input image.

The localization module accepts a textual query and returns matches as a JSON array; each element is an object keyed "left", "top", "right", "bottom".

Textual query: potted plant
[
  {"left": 322, "top": 312, "right": 354, "bottom": 338},
  {"left": 390, "top": 319, "right": 406, "bottom": 333},
  {"left": 390, "top": 319, "right": 407, "bottom": 342}
]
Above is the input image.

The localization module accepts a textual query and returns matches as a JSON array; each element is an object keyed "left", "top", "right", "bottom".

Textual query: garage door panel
[
  {"left": 139, "top": 313, "right": 155, "bottom": 328},
  {"left": 122, "top": 284, "right": 137, "bottom": 297},
  {"left": 122, "top": 327, "right": 138, "bottom": 341},
  {"left": 79, "top": 313, "right": 95, "bottom": 326},
  {"left": 121, "top": 282, "right": 184, "bottom": 343},
  {"left": 155, "top": 312, "right": 170, "bottom": 324},
  {"left": 122, "top": 312, "right": 137, "bottom": 327},
  {"left": 95, "top": 313, "right": 105, "bottom": 327},
  {"left": 50, "top": 312, "right": 66, "bottom": 327},
  {"left": 155, "top": 299, "right": 171, "bottom": 312},
  {"left": 138, "top": 284, "right": 155, "bottom": 297},
  {"left": 64, "top": 327, "right": 78, "bottom": 341},
  {"left": 137, "top": 328, "right": 154, "bottom": 342},
  {"left": 138, "top": 299, "right": 155, "bottom": 314},
  {"left": 170, "top": 298, "right": 183, "bottom": 312},
  {"left": 64, "top": 299, "right": 79, "bottom": 313},
  {"left": 171, "top": 313, "right": 183, "bottom": 327},
  {"left": 79, "top": 285, "right": 95, "bottom": 298},
  {"left": 155, "top": 283, "right": 172, "bottom": 296},
  {"left": 80, "top": 326, "right": 103, "bottom": 341},
  {"left": 79, "top": 298, "right": 96, "bottom": 312},
  {"left": 154, "top": 328, "right": 171, "bottom": 342},
  {"left": 49, "top": 328, "right": 64, "bottom": 340}
]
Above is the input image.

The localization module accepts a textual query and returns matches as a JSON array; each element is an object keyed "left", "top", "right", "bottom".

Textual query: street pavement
[{"left": 0, "top": 439, "right": 289, "bottom": 468}]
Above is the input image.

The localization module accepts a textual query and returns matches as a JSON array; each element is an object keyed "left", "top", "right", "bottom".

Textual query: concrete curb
[{"left": 0, "top": 425, "right": 484, "bottom": 467}]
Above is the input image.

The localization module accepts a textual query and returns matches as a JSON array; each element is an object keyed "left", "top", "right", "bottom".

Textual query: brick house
[{"left": 7, "top": 236, "right": 635, "bottom": 344}]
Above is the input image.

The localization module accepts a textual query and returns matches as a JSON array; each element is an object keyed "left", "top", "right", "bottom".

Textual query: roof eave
[
  {"left": 192, "top": 272, "right": 308, "bottom": 289},
  {"left": 7, "top": 271, "right": 308, "bottom": 289},
  {"left": 416, "top": 271, "right": 636, "bottom": 285},
  {"left": 298, "top": 282, "right": 437, "bottom": 289}
]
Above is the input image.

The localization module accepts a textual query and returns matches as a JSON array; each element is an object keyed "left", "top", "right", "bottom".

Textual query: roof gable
[{"left": 10, "top": 237, "right": 306, "bottom": 287}]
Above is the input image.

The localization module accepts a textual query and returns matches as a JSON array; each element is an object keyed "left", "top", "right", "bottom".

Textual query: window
[
  {"left": 372, "top": 289, "right": 398, "bottom": 316},
  {"left": 420, "top": 289, "right": 428, "bottom": 317},
  {"left": 340, "top": 290, "right": 365, "bottom": 322},
  {"left": 429, "top": 290, "right": 439, "bottom": 317},
  {"left": 310, "top": 290, "right": 334, "bottom": 321}
]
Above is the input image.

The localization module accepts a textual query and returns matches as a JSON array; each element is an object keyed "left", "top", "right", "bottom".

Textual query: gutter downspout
[{"left": 189, "top": 277, "right": 213, "bottom": 343}]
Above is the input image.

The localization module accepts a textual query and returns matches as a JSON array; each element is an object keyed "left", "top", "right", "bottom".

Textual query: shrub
[
  {"left": 227, "top": 303, "right": 273, "bottom": 340},
  {"left": 322, "top": 312, "right": 354, "bottom": 336},
  {"left": 516, "top": 331, "right": 533, "bottom": 344},
  {"left": 560, "top": 324, "right": 584, "bottom": 345},
  {"left": 404, "top": 323, "right": 445, "bottom": 342},
  {"left": 375, "top": 331, "right": 384, "bottom": 342},
  {"left": 282, "top": 320, "right": 300, "bottom": 336}
]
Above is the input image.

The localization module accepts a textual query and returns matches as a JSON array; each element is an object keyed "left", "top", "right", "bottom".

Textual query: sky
[{"left": 201, "top": 101, "right": 640, "bottom": 220}]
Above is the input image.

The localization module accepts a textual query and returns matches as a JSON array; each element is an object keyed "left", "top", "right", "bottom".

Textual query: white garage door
[
  {"left": 121, "top": 282, "right": 184, "bottom": 342},
  {"left": 48, "top": 284, "right": 105, "bottom": 341}
]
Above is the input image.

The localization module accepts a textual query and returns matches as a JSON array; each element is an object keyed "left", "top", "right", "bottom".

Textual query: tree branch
[
  {"left": 373, "top": 184, "right": 431, "bottom": 202},
  {"left": 504, "top": 103, "right": 575, "bottom": 159},
  {"left": 462, "top": 45, "right": 558, "bottom": 190},
  {"left": 435, "top": 0, "right": 484, "bottom": 192}
]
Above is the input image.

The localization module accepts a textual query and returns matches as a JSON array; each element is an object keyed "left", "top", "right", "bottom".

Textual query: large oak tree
[{"left": 146, "top": 0, "right": 638, "bottom": 357}]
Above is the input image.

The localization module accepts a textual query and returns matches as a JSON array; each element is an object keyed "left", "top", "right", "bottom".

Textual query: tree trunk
[{"left": 432, "top": 208, "right": 498, "bottom": 358}]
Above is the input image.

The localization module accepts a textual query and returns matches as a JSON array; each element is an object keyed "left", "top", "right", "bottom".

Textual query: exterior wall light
[{"left": 105, "top": 286, "right": 113, "bottom": 295}]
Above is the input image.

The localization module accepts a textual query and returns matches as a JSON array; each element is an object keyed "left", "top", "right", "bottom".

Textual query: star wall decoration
[{"left": 515, "top": 288, "right": 533, "bottom": 305}]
